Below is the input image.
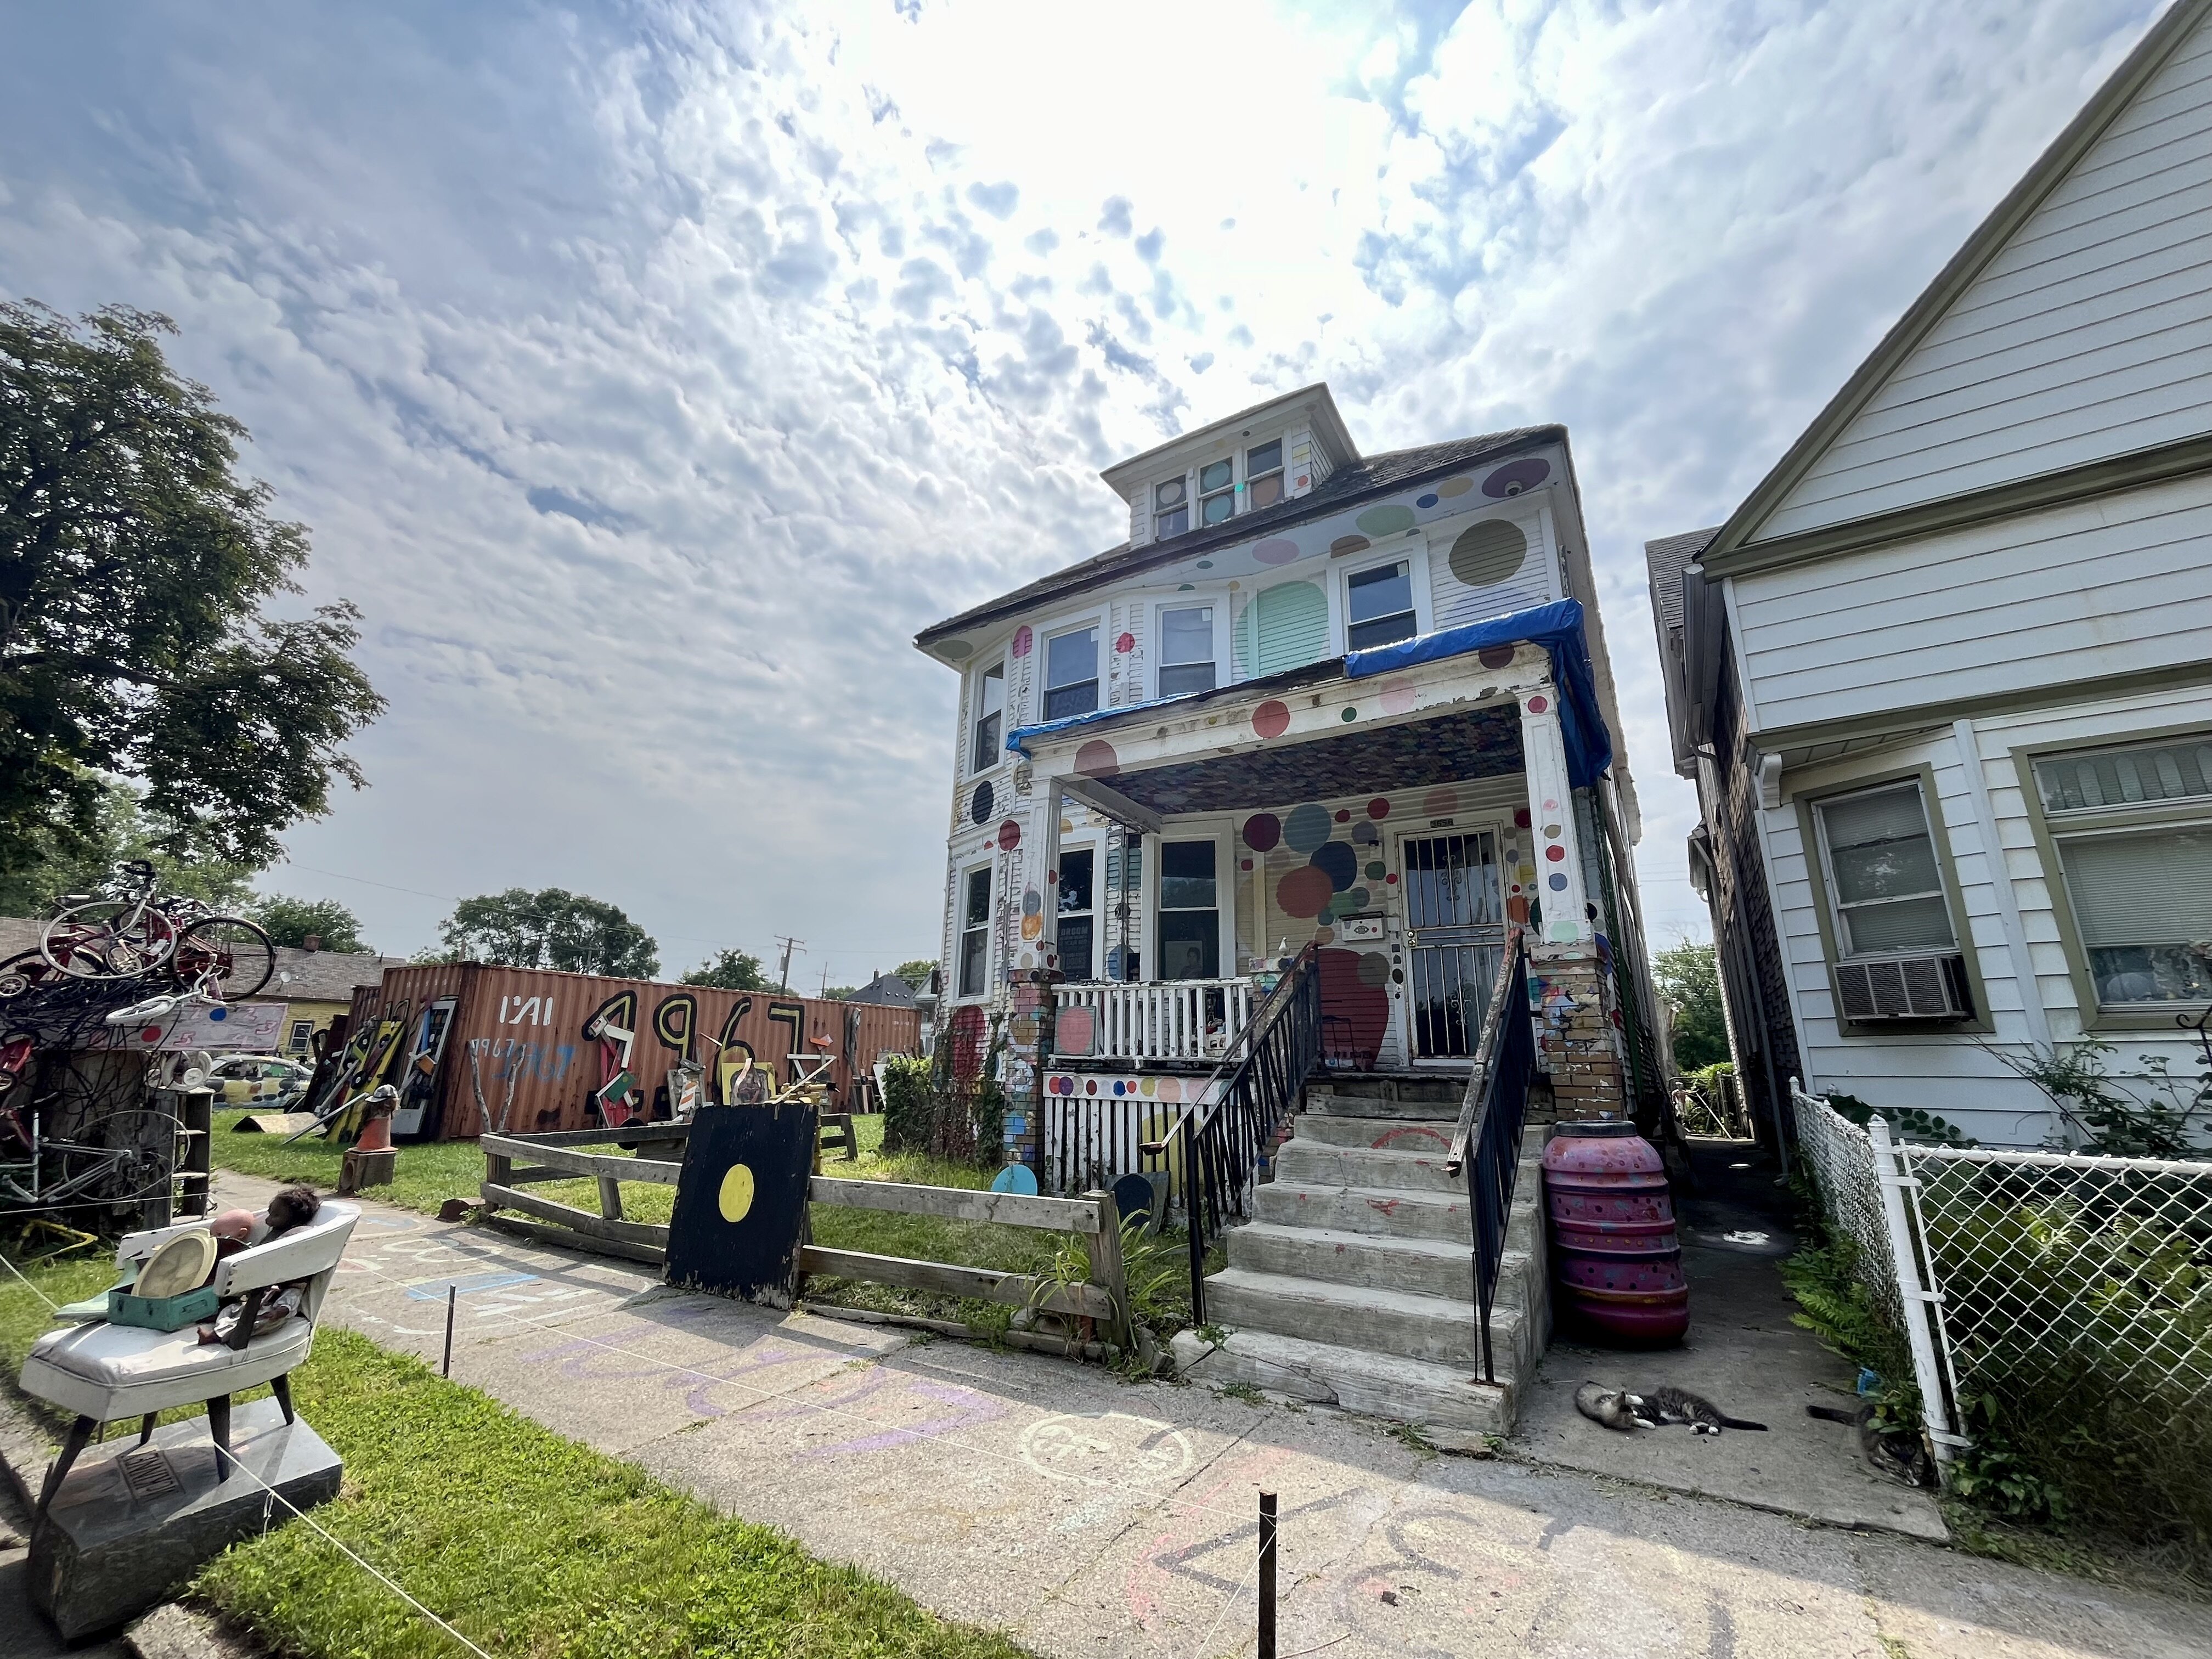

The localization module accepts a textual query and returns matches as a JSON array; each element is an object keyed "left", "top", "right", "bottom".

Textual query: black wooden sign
[{"left": 664, "top": 1099, "right": 816, "bottom": 1306}]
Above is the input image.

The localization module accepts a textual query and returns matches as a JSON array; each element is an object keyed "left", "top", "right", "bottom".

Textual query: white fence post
[{"left": 1867, "top": 1114, "right": 1964, "bottom": 1470}]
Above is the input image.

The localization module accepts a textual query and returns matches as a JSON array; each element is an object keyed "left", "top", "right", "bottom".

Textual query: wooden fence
[{"left": 476, "top": 1125, "right": 1130, "bottom": 1347}]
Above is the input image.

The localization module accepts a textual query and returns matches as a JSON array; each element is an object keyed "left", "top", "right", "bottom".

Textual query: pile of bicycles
[{"left": 0, "top": 859, "right": 276, "bottom": 1008}]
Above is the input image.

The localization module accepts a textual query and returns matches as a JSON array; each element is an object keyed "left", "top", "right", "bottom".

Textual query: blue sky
[{"left": 1, "top": 0, "right": 2162, "bottom": 980}]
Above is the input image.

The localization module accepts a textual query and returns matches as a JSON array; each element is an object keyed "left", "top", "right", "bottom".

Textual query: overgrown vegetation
[
  {"left": 1822, "top": 1091, "right": 1974, "bottom": 1148},
  {"left": 1777, "top": 1170, "right": 1921, "bottom": 1437},
  {"left": 1990, "top": 1037, "right": 2212, "bottom": 1159},
  {"left": 1651, "top": 939, "right": 1729, "bottom": 1070}
]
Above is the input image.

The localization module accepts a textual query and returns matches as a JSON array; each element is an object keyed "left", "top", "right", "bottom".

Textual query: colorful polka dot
[
  {"left": 1483, "top": 458, "right": 1551, "bottom": 498},
  {"left": 1449, "top": 520, "right": 1527, "bottom": 588},
  {"left": 1351, "top": 821, "right": 1380, "bottom": 846},
  {"left": 1416, "top": 493, "right": 1439, "bottom": 509},
  {"left": 1239, "top": 857, "right": 1254, "bottom": 871},
  {"left": 1423, "top": 786, "right": 1459, "bottom": 818},
  {"left": 1340, "top": 707, "right": 1358, "bottom": 722},
  {"left": 1311, "top": 842, "right": 1358, "bottom": 892},
  {"left": 1436, "top": 476, "right": 1474, "bottom": 499},
  {"left": 1365, "top": 860, "right": 1387, "bottom": 881},
  {"left": 1243, "top": 812, "right": 1282, "bottom": 851},
  {"left": 1195, "top": 560, "right": 1213, "bottom": 569},
  {"left": 998, "top": 819, "right": 1022, "bottom": 850},
  {"left": 1075, "top": 739, "right": 1120, "bottom": 777},
  {"left": 1356, "top": 951, "right": 1391, "bottom": 988},
  {"left": 1514, "top": 807, "right": 1532, "bottom": 828},
  {"left": 1115, "top": 631, "right": 1135, "bottom": 653},
  {"left": 1334, "top": 808, "right": 1351, "bottom": 823},
  {"left": 1284, "top": 803, "right": 1333, "bottom": 854},
  {"left": 1011, "top": 626, "right": 1032, "bottom": 658},
  {"left": 970, "top": 781, "right": 995, "bottom": 824},
  {"left": 1542, "top": 822, "right": 1562, "bottom": 838},
  {"left": 940, "top": 639, "right": 973, "bottom": 659},
  {"left": 1022, "top": 888, "right": 1042, "bottom": 916},
  {"left": 1356, "top": 504, "right": 1417, "bottom": 538},
  {"left": 1478, "top": 645, "right": 1517, "bottom": 670},
  {"left": 1385, "top": 872, "right": 1399, "bottom": 885},
  {"left": 1252, "top": 537, "right": 1301, "bottom": 566},
  {"left": 1379, "top": 680, "right": 1419, "bottom": 714},
  {"left": 1277, "top": 865, "right": 1334, "bottom": 918},
  {"left": 1252, "top": 700, "right": 1291, "bottom": 739},
  {"left": 1525, "top": 693, "right": 1549, "bottom": 715},
  {"left": 1329, "top": 534, "right": 1372, "bottom": 558},
  {"left": 1549, "top": 873, "right": 1569, "bottom": 891},
  {"left": 1367, "top": 798, "right": 1391, "bottom": 820},
  {"left": 1545, "top": 844, "right": 1566, "bottom": 862}
]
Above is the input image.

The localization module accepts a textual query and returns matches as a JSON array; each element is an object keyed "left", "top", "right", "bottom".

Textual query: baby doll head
[{"left": 264, "top": 1185, "right": 322, "bottom": 1238}]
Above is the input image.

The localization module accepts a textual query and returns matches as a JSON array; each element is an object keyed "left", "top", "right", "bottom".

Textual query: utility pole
[{"left": 774, "top": 934, "right": 804, "bottom": 992}]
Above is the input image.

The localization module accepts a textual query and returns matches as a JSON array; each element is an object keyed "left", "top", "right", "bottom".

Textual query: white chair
[{"left": 21, "top": 1200, "right": 359, "bottom": 1511}]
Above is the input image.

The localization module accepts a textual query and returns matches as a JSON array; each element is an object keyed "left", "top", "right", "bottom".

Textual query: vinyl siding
[
  {"left": 1734, "top": 471, "right": 2212, "bottom": 735},
  {"left": 1427, "top": 501, "right": 1559, "bottom": 630},
  {"left": 1760, "top": 13, "right": 2212, "bottom": 539},
  {"left": 1235, "top": 579, "right": 1330, "bottom": 678}
]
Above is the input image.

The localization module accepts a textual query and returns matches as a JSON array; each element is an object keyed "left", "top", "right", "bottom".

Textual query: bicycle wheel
[
  {"left": 0, "top": 952, "right": 49, "bottom": 999},
  {"left": 41, "top": 901, "right": 174, "bottom": 980},
  {"left": 172, "top": 916, "right": 277, "bottom": 998}
]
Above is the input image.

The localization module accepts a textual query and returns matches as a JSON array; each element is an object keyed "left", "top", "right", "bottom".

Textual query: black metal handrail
[
  {"left": 1443, "top": 928, "right": 1536, "bottom": 1384},
  {"left": 1142, "top": 945, "right": 1323, "bottom": 1324}
]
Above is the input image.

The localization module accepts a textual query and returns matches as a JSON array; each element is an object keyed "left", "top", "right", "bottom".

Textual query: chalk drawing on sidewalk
[{"left": 1020, "top": 1412, "right": 1194, "bottom": 1486}]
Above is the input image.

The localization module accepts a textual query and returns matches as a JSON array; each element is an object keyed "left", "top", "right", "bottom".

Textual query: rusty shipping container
[{"left": 340, "top": 963, "right": 922, "bottom": 1141}]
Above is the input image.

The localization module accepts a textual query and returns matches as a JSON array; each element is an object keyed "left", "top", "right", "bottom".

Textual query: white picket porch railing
[{"left": 1052, "top": 978, "right": 1257, "bottom": 1063}]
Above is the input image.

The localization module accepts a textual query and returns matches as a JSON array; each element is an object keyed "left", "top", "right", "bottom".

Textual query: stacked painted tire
[{"left": 1543, "top": 1119, "right": 1690, "bottom": 1344}]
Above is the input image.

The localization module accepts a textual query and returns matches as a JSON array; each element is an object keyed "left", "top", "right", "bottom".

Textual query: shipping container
[{"left": 339, "top": 963, "right": 922, "bottom": 1141}]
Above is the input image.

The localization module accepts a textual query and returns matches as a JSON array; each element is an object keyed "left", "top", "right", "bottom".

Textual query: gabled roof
[
  {"left": 1702, "top": 0, "right": 2212, "bottom": 574},
  {"left": 916, "top": 426, "right": 1558, "bottom": 648},
  {"left": 1097, "top": 382, "right": 1359, "bottom": 501},
  {"left": 844, "top": 970, "right": 917, "bottom": 1008}
]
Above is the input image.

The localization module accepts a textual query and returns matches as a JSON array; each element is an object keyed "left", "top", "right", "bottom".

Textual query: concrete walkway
[{"left": 221, "top": 1172, "right": 2207, "bottom": 1659}]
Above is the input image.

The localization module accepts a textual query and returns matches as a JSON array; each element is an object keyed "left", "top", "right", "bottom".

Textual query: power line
[{"left": 773, "top": 935, "right": 804, "bottom": 994}]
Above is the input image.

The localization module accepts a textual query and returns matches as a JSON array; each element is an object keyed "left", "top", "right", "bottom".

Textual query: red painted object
[{"left": 1543, "top": 1119, "right": 1690, "bottom": 1345}]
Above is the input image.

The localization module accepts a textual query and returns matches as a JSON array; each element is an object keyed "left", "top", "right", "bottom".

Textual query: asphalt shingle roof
[{"left": 1643, "top": 527, "right": 1720, "bottom": 639}]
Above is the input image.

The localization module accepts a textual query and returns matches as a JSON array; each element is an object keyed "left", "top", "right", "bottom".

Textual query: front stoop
[{"left": 1172, "top": 1089, "right": 1550, "bottom": 1448}]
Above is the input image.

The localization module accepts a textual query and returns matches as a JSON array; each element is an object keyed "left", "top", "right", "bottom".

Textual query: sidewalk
[{"left": 225, "top": 1172, "right": 2208, "bottom": 1659}]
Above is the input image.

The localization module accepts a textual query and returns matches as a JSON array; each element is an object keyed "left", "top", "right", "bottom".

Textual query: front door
[{"left": 1400, "top": 830, "right": 1504, "bottom": 1060}]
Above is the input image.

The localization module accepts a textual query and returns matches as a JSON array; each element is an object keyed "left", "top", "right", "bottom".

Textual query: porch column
[
  {"left": 1520, "top": 682, "right": 1593, "bottom": 945},
  {"left": 1032, "top": 778, "right": 1064, "bottom": 973}
]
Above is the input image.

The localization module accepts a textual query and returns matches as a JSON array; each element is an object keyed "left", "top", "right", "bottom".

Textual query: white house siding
[
  {"left": 1761, "top": 681, "right": 2212, "bottom": 1145},
  {"left": 1762, "top": 13, "right": 2212, "bottom": 539},
  {"left": 1427, "top": 499, "right": 1559, "bottom": 630},
  {"left": 1733, "top": 470, "right": 2212, "bottom": 735}
]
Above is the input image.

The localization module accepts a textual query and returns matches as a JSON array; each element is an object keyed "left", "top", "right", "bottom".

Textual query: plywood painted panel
[{"left": 1759, "top": 8, "right": 2212, "bottom": 539}]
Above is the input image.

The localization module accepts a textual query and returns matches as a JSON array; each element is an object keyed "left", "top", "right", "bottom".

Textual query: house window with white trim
[
  {"left": 1154, "top": 476, "right": 1189, "bottom": 539},
  {"left": 2032, "top": 736, "right": 2212, "bottom": 1006},
  {"left": 957, "top": 866, "right": 994, "bottom": 998},
  {"left": 1245, "top": 439, "right": 1284, "bottom": 510},
  {"left": 1157, "top": 603, "right": 1216, "bottom": 697},
  {"left": 1044, "top": 626, "right": 1099, "bottom": 720},
  {"left": 1058, "top": 848, "right": 1096, "bottom": 981},
  {"left": 970, "top": 661, "right": 1005, "bottom": 774},
  {"left": 1198, "top": 458, "right": 1237, "bottom": 526},
  {"left": 1345, "top": 558, "right": 1418, "bottom": 651},
  {"left": 1812, "top": 782, "right": 1956, "bottom": 957},
  {"left": 1158, "top": 839, "right": 1220, "bottom": 979}
]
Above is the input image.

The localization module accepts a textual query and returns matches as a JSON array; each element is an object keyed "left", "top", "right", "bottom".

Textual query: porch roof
[{"left": 1007, "top": 598, "right": 1612, "bottom": 789}]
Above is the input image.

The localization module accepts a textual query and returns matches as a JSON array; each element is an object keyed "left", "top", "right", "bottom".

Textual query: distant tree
[
  {"left": 0, "top": 774, "right": 258, "bottom": 915},
  {"left": 0, "top": 302, "right": 383, "bottom": 890},
  {"left": 255, "top": 894, "right": 368, "bottom": 954},
  {"left": 895, "top": 959, "right": 938, "bottom": 990},
  {"left": 437, "top": 888, "right": 658, "bottom": 979},
  {"left": 1653, "top": 939, "right": 1731, "bottom": 1072},
  {"left": 681, "top": 947, "right": 769, "bottom": 991},
  {"left": 822, "top": 985, "right": 859, "bottom": 1002}
]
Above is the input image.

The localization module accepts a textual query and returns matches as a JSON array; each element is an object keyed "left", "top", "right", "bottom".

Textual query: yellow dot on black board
[{"left": 719, "top": 1163, "right": 755, "bottom": 1223}]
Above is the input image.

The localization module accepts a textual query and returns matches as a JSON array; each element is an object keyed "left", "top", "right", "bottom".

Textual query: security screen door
[{"left": 1400, "top": 830, "right": 1504, "bottom": 1060}]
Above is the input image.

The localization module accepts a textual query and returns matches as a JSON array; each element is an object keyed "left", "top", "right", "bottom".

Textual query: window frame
[
  {"left": 956, "top": 862, "right": 996, "bottom": 1001},
  {"left": 1153, "top": 473, "right": 1191, "bottom": 540},
  {"left": 1243, "top": 437, "right": 1285, "bottom": 512},
  {"left": 1055, "top": 838, "right": 1103, "bottom": 983},
  {"left": 2011, "top": 722, "right": 2212, "bottom": 1031},
  {"left": 1197, "top": 455, "right": 1238, "bottom": 527},
  {"left": 968, "top": 658, "right": 1008, "bottom": 776},
  {"left": 1142, "top": 824, "right": 1236, "bottom": 984},
  {"left": 1337, "top": 547, "right": 1430, "bottom": 654},
  {"left": 1149, "top": 593, "right": 1229, "bottom": 701},
  {"left": 1039, "top": 612, "right": 1105, "bottom": 722},
  {"left": 1792, "top": 763, "right": 1991, "bottom": 1036}
]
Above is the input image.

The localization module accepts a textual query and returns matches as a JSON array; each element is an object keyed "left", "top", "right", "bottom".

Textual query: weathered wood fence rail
[{"left": 476, "top": 1126, "right": 1130, "bottom": 1347}]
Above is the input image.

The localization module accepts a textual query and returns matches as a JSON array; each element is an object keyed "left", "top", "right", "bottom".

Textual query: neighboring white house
[
  {"left": 915, "top": 382, "right": 1666, "bottom": 1155},
  {"left": 1649, "top": 0, "right": 2212, "bottom": 1148}
]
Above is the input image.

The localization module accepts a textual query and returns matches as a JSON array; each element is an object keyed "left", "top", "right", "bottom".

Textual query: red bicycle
[{"left": 38, "top": 861, "right": 275, "bottom": 999}]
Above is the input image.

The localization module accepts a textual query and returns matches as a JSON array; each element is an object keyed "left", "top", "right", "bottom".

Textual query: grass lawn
[
  {"left": 0, "top": 1250, "right": 1029, "bottom": 1659},
  {"left": 207, "top": 1111, "right": 1200, "bottom": 1343}
]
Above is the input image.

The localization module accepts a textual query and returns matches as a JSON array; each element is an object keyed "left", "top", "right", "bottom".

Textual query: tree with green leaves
[
  {"left": 1, "top": 302, "right": 383, "bottom": 888},
  {"left": 255, "top": 894, "right": 368, "bottom": 955},
  {"left": 437, "top": 888, "right": 658, "bottom": 979},
  {"left": 0, "top": 773, "right": 258, "bottom": 915},
  {"left": 895, "top": 959, "right": 937, "bottom": 991},
  {"left": 681, "top": 947, "right": 769, "bottom": 991},
  {"left": 1653, "top": 938, "right": 1731, "bottom": 1072}
]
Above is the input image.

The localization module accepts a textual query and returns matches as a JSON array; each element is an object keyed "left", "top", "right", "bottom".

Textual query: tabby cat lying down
[{"left": 1575, "top": 1383, "right": 1769, "bottom": 1435}]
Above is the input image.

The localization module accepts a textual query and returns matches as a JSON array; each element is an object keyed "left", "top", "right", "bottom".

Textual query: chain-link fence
[{"left": 1792, "top": 1086, "right": 1904, "bottom": 1330}]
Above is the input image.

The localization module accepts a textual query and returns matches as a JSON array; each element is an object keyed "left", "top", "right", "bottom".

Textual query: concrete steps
[{"left": 1176, "top": 1092, "right": 1552, "bottom": 1446}]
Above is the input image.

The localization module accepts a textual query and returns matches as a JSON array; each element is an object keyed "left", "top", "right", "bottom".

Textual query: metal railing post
[{"left": 1867, "top": 1114, "right": 1961, "bottom": 1469}]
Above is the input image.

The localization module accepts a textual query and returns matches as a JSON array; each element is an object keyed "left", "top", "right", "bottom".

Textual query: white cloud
[{"left": 0, "top": 0, "right": 2160, "bottom": 973}]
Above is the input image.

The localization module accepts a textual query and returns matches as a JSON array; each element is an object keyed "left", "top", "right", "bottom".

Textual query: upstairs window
[
  {"left": 958, "top": 866, "right": 993, "bottom": 997},
  {"left": 1154, "top": 476, "right": 1189, "bottom": 539},
  {"left": 1813, "top": 783, "right": 1956, "bottom": 957},
  {"left": 1245, "top": 439, "right": 1284, "bottom": 510},
  {"left": 2032, "top": 736, "right": 2212, "bottom": 1007},
  {"left": 1346, "top": 560, "right": 1418, "bottom": 651},
  {"left": 1199, "top": 458, "right": 1236, "bottom": 526},
  {"left": 969, "top": 661, "right": 1005, "bottom": 773},
  {"left": 1158, "top": 604, "right": 1216, "bottom": 697},
  {"left": 1044, "top": 626, "right": 1099, "bottom": 720}
]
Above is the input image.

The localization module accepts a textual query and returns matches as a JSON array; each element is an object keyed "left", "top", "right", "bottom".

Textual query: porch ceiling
[{"left": 1106, "top": 703, "right": 1523, "bottom": 815}]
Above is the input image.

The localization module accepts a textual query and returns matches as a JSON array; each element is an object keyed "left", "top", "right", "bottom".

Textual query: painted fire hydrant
[{"left": 1542, "top": 1117, "right": 1690, "bottom": 1344}]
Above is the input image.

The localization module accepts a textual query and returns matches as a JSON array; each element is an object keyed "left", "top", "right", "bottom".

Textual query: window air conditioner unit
[{"left": 1834, "top": 953, "right": 1973, "bottom": 1022}]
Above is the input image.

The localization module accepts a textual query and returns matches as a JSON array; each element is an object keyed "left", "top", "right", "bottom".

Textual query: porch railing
[
  {"left": 1141, "top": 946, "right": 1323, "bottom": 1324},
  {"left": 1053, "top": 978, "right": 1256, "bottom": 1063},
  {"left": 1444, "top": 928, "right": 1536, "bottom": 1384}
]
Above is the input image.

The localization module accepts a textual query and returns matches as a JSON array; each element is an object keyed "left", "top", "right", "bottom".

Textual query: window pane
[
  {"left": 1047, "top": 628, "right": 1097, "bottom": 690},
  {"left": 1840, "top": 895, "right": 1955, "bottom": 955},
  {"left": 1247, "top": 439, "right": 1282, "bottom": 475},
  {"left": 2035, "top": 739, "right": 2212, "bottom": 812},
  {"left": 1159, "top": 661, "right": 1216, "bottom": 697},
  {"left": 1058, "top": 916, "right": 1094, "bottom": 983},
  {"left": 1058, "top": 849, "right": 1094, "bottom": 915},
  {"left": 1045, "top": 681, "right": 1097, "bottom": 720},
  {"left": 1348, "top": 612, "right": 1418, "bottom": 651},
  {"left": 964, "top": 868, "right": 992, "bottom": 929},
  {"left": 1160, "top": 840, "right": 1216, "bottom": 909},
  {"left": 1157, "top": 505, "right": 1188, "bottom": 538},
  {"left": 1158, "top": 910, "right": 1219, "bottom": 979},
  {"left": 2088, "top": 945, "right": 2212, "bottom": 1005},
  {"left": 970, "top": 664, "right": 1005, "bottom": 772},
  {"left": 1160, "top": 606, "right": 1212, "bottom": 664},
  {"left": 959, "top": 926, "right": 989, "bottom": 997},
  {"left": 2057, "top": 829, "right": 2212, "bottom": 950},
  {"left": 1829, "top": 838, "right": 1942, "bottom": 906},
  {"left": 1247, "top": 473, "right": 1283, "bottom": 510},
  {"left": 1199, "top": 459, "right": 1233, "bottom": 494},
  {"left": 1822, "top": 785, "right": 1934, "bottom": 848},
  {"left": 1348, "top": 562, "right": 1413, "bottom": 623},
  {"left": 1201, "top": 492, "right": 1235, "bottom": 526},
  {"left": 1155, "top": 477, "right": 1186, "bottom": 508}
]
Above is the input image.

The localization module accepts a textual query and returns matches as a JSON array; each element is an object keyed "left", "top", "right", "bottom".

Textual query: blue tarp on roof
[{"left": 1007, "top": 598, "right": 1613, "bottom": 790}]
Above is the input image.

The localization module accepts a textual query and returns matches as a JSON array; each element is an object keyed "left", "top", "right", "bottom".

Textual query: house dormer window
[
  {"left": 1044, "top": 625, "right": 1100, "bottom": 720},
  {"left": 1245, "top": 439, "right": 1284, "bottom": 510},
  {"left": 1199, "top": 458, "right": 1236, "bottom": 526},
  {"left": 1154, "top": 477, "right": 1189, "bottom": 538}
]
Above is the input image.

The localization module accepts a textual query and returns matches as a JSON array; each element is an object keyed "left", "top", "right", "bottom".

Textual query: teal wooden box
[{"left": 106, "top": 1281, "right": 220, "bottom": 1332}]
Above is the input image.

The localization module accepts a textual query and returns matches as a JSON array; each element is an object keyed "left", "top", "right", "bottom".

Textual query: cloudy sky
[{"left": 2, "top": 0, "right": 2163, "bottom": 983}]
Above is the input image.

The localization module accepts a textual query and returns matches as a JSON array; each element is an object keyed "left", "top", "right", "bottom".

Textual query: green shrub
[{"left": 879, "top": 1054, "right": 935, "bottom": 1153}]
